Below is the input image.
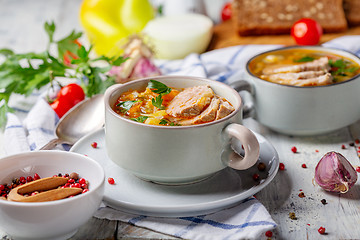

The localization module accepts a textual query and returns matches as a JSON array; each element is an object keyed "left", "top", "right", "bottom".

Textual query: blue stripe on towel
[
  {"left": 174, "top": 215, "right": 206, "bottom": 238},
  {"left": 178, "top": 216, "right": 275, "bottom": 230},
  {"left": 29, "top": 142, "right": 36, "bottom": 151},
  {"left": 27, "top": 127, "right": 54, "bottom": 135},
  {"left": 228, "top": 46, "right": 246, "bottom": 65},
  {"left": 128, "top": 215, "right": 147, "bottom": 225},
  {"left": 5, "top": 124, "right": 23, "bottom": 130}
]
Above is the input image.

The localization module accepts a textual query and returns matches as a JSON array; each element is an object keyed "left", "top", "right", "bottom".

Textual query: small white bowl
[{"left": 0, "top": 151, "right": 105, "bottom": 240}]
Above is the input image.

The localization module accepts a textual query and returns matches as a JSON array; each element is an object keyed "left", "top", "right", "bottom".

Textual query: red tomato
[
  {"left": 291, "top": 18, "right": 323, "bottom": 45},
  {"left": 50, "top": 83, "right": 85, "bottom": 118},
  {"left": 221, "top": 2, "right": 232, "bottom": 21}
]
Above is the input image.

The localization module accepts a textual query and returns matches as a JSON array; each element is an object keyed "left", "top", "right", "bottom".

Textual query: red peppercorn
[
  {"left": 265, "top": 230, "right": 273, "bottom": 237},
  {"left": 315, "top": 149, "right": 319, "bottom": 153},
  {"left": 68, "top": 178, "right": 75, "bottom": 184},
  {"left": 318, "top": 226, "right": 326, "bottom": 234},
  {"left": 279, "top": 163, "right": 285, "bottom": 170},
  {"left": 91, "top": 142, "right": 98, "bottom": 148},
  {"left": 108, "top": 177, "right": 115, "bottom": 185},
  {"left": 252, "top": 173, "right": 260, "bottom": 181},
  {"left": 355, "top": 139, "right": 360, "bottom": 144},
  {"left": 356, "top": 166, "right": 360, "bottom": 173},
  {"left": 34, "top": 173, "right": 40, "bottom": 180},
  {"left": 0, "top": 185, "right": 4, "bottom": 191},
  {"left": 291, "top": 146, "right": 297, "bottom": 153},
  {"left": 74, "top": 183, "right": 81, "bottom": 188},
  {"left": 26, "top": 176, "right": 33, "bottom": 182},
  {"left": 79, "top": 178, "right": 86, "bottom": 185},
  {"left": 19, "top": 176, "right": 26, "bottom": 184},
  {"left": 81, "top": 183, "right": 88, "bottom": 189},
  {"left": 82, "top": 189, "right": 89, "bottom": 193},
  {"left": 341, "top": 144, "right": 346, "bottom": 149},
  {"left": 301, "top": 164, "right": 307, "bottom": 168}
]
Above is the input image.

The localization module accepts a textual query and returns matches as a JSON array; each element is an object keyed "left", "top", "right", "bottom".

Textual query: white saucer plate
[{"left": 70, "top": 128, "right": 279, "bottom": 217}]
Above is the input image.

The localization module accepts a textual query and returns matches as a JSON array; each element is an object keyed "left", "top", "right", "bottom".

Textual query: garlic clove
[{"left": 314, "top": 151, "right": 357, "bottom": 193}]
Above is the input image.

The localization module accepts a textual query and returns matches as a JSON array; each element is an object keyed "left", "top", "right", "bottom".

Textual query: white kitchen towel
[
  {"left": 94, "top": 197, "right": 275, "bottom": 240},
  {"left": 4, "top": 36, "right": 360, "bottom": 239}
]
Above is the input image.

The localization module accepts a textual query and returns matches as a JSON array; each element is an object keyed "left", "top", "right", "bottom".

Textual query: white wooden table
[{"left": 1, "top": 0, "right": 360, "bottom": 239}]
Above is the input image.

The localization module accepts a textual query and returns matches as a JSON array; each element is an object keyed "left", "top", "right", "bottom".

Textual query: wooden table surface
[{"left": 1, "top": 0, "right": 360, "bottom": 239}]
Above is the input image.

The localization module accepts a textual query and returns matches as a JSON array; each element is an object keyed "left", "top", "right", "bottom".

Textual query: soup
[
  {"left": 113, "top": 80, "right": 234, "bottom": 126},
  {"left": 249, "top": 49, "right": 360, "bottom": 86}
]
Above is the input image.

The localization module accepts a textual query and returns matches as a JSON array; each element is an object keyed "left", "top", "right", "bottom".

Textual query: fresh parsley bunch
[{"left": 0, "top": 21, "right": 127, "bottom": 127}]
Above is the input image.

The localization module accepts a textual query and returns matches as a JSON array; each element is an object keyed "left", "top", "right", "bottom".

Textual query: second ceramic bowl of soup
[
  {"left": 232, "top": 46, "right": 360, "bottom": 136},
  {"left": 104, "top": 76, "right": 260, "bottom": 184}
]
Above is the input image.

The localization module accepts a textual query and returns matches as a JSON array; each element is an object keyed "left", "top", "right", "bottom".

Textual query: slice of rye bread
[
  {"left": 344, "top": 0, "right": 360, "bottom": 26},
  {"left": 232, "top": 0, "right": 348, "bottom": 36}
]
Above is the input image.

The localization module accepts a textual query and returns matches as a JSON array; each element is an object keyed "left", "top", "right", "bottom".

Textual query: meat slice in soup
[
  {"left": 262, "top": 70, "right": 327, "bottom": 82},
  {"left": 262, "top": 71, "right": 333, "bottom": 86},
  {"left": 176, "top": 97, "right": 221, "bottom": 125},
  {"left": 216, "top": 98, "right": 235, "bottom": 120},
  {"left": 262, "top": 57, "right": 330, "bottom": 75},
  {"left": 166, "top": 85, "right": 214, "bottom": 118}
]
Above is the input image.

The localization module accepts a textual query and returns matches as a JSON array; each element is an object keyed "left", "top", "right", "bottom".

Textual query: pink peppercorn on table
[{"left": 2, "top": 0, "right": 360, "bottom": 239}]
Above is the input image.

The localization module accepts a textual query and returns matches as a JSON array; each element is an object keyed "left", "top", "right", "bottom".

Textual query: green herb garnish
[
  {"left": 328, "top": 59, "right": 359, "bottom": 76},
  {"left": 159, "top": 119, "right": 178, "bottom": 126},
  {"left": 0, "top": 21, "right": 127, "bottom": 127},
  {"left": 147, "top": 80, "right": 172, "bottom": 95},
  {"left": 294, "top": 56, "right": 315, "bottom": 62},
  {"left": 151, "top": 95, "right": 165, "bottom": 110},
  {"left": 147, "top": 80, "right": 172, "bottom": 109},
  {"left": 159, "top": 119, "right": 168, "bottom": 125},
  {"left": 131, "top": 116, "right": 149, "bottom": 123},
  {"left": 116, "top": 101, "right": 138, "bottom": 113}
]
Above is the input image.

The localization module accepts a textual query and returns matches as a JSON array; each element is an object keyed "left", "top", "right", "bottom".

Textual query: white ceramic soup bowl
[
  {"left": 104, "top": 75, "right": 260, "bottom": 185},
  {"left": 0, "top": 151, "right": 105, "bottom": 240},
  {"left": 232, "top": 46, "right": 360, "bottom": 136}
]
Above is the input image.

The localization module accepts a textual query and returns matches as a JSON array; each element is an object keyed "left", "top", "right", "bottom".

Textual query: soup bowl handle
[
  {"left": 223, "top": 123, "right": 260, "bottom": 170},
  {"left": 229, "top": 80, "right": 255, "bottom": 119}
]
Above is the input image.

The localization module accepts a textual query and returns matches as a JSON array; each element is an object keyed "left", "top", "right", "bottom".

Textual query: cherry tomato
[
  {"left": 221, "top": 2, "right": 232, "bottom": 22},
  {"left": 50, "top": 83, "right": 85, "bottom": 118},
  {"left": 291, "top": 18, "right": 323, "bottom": 45}
]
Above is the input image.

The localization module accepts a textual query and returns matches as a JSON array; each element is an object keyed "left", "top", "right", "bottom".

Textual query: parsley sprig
[
  {"left": 147, "top": 80, "right": 171, "bottom": 110},
  {"left": 328, "top": 59, "right": 359, "bottom": 76},
  {"left": 293, "top": 56, "right": 315, "bottom": 62},
  {"left": 0, "top": 21, "right": 127, "bottom": 127}
]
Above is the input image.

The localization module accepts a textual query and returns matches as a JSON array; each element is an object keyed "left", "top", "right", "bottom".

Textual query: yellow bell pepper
[{"left": 79, "top": 0, "right": 155, "bottom": 57}]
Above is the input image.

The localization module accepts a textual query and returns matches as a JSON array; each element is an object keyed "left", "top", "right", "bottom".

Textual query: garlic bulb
[{"left": 314, "top": 151, "right": 358, "bottom": 193}]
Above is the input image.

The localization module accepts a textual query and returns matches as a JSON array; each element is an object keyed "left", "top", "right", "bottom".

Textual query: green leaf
[
  {"left": 0, "top": 48, "right": 14, "bottom": 56},
  {"left": 131, "top": 116, "right": 149, "bottom": 123},
  {"left": 116, "top": 100, "right": 138, "bottom": 113},
  {"left": 147, "top": 80, "right": 172, "bottom": 95},
  {"left": 56, "top": 30, "right": 82, "bottom": 61},
  {"left": 159, "top": 119, "right": 168, "bottom": 125},
  {"left": 44, "top": 21, "right": 56, "bottom": 43},
  {"left": 0, "top": 103, "right": 14, "bottom": 130},
  {"left": 77, "top": 45, "right": 89, "bottom": 60},
  {"left": 151, "top": 95, "right": 165, "bottom": 110},
  {"left": 294, "top": 56, "right": 315, "bottom": 62}
]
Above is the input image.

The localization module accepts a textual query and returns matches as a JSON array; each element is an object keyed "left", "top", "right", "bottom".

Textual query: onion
[
  {"left": 314, "top": 151, "right": 358, "bottom": 193},
  {"left": 142, "top": 13, "right": 213, "bottom": 59}
]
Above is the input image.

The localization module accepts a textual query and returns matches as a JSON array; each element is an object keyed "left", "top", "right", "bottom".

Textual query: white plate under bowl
[{"left": 70, "top": 128, "right": 279, "bottom": 217}]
